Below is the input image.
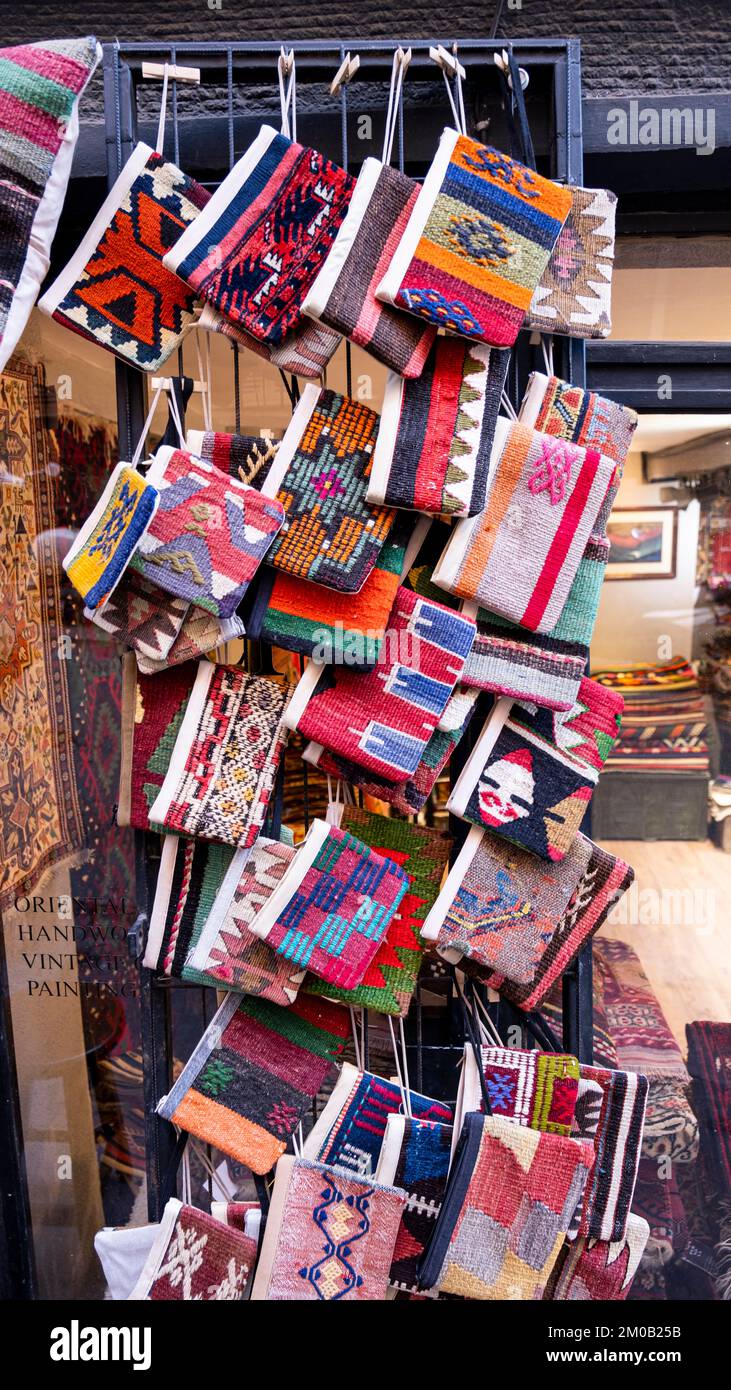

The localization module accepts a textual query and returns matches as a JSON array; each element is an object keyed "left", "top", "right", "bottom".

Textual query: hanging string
[
  {"left": 500, "top": 389, "right": 519, "bottom": 421},
  {"left": 382, "top": 48, "right": 408, "bottom": 166},
  {"left": 278, "top": 48, "right": 296, "bottom": 141},
  {"left": 541, "top": 334, "right": 555, "bottom": 378},
  {"left": 470, "top": 980, "right": 504, "bottom": 1047},
  {"left": 181, "top": 1139, "right": 192, "bottom": 1205},
  {"left": 349, "top": 1007, "right": 363, "bottom": 1071},
  {"left": 130, "top": 383, "right": 166, "bottom": 468},
  {"left": 388, "top": 1015, "right": 412, "bottom": 1117},
  {"left": 452, "top": 44, "right": 467, "bottom": 137},
  {"left": 398, "top": 1016, "right": 413, "bottom": 1111},
  {"left": 195, "top": 331, "right": 212, "bottom": 432},
  {"left": 155, "top": 63, "right": 170, "bottom": 155}
]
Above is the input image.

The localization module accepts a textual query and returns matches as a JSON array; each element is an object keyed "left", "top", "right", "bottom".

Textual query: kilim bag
[
  {"left": 305, "top": 807, "right": 452, "bottom": 1017},
  {"left": 376, "top": 127, "right": 572, "bottom": 347},
  {"left": 148, "top": 661, "right": 291, "bottom": 848},
  {"left": 247, "top": 818, "right": 410, "bottom": 990},
  {"left": 129, "top": 445, "right": 285, "bottom": 617},
  {"left": 303, "top": 1061, "right": 453, "bottom": 1178},
  {"left": 63, "top": 462, "right": 159, "bottom": 610},
  {"left": 95, "top": 1198, "right": 258, "bottom": 1301},
  {"left": 367, "top": 336, "right": 509, "bottom": 516},
  {"left": 0, "top": 37, "right": 101, "bottom": 372},
  {"left": 164, "top": 124, "right": 355, "bottom": 347},
  {"left": 375, "top": 1113, "right": 454, "bottom": 1297},
  {"left": 135, "top": 608, "right": 244, "bottom": 676},
  {"left": 199, "top": 300, "right": 342, "bottom": 380},
  {"left": 185, "top": 835, "right": 307, "bottom": 1005},
  {"left": 117, "top": 655, "right": 197, "bottom": 831},
  {"left": 421, "top": 825, "right": 592, "bottom": 984},
  {"left": 544, "top": 1213, "right": 650, "bottom": 1301},
  {"left": 417, "top": 1111, "right": 594, "bottom": 1298},
  {"left": 301, "top": 53, "right": 435, "bottom": 377},
  {"left": 527, "top": 186, "right": 618, "bottom": 338},
  {"left": 39, "top": 142, "right": 210, "bottom": 369},
  {"left": 492, "top": 843, "right": 635, "bottom": 1012},
  {"left": 453, "top": 1044, "right": 580, "bottom": 1140},
  {"left": 261, "top": 384, "right": 396, "bottom": 594},
  {"left": 285, "top": 586, "right": 476, "bottom": 782},
  {"left": 249, "top": 522, "right": 411, "bottom": 667},
  {"left": 250, "top": 1155, "right": 406, "bottom": 1301},
  {"left": 157, "top": 993, "right": 350, "bottom": 1174},
  {"left": 143, "top": 834, "right": 235, "bottom": 977},
  {"left": 186, "top": 427, "right": 279, "bottom": 489},
  {"left": 305, "top": 684, "right": 480, "bottom": 816},
  {"left": 448, "top": 682, "right": 623, "bottom": 862},
  {"left": 86, "top": 569, "right": 189, "bottom": 664},
  {"left": 432, "top": 418, "right": 616, "bottom": 634},
  {"left": 571, "top": 1064, "right": 649, "bottom": 1243},
  {"left": 461, "top": 617, "right": 589, "bottom": 713}
]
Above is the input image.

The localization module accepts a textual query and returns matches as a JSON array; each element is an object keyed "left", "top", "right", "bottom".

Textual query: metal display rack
[{"left": 101, "top": 35, "right": 595, "bottom": 1222}]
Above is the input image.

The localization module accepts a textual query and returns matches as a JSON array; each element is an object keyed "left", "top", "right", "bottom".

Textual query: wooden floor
[{"left": 598, "top": 838, "right": 731, "bottom": 1051}]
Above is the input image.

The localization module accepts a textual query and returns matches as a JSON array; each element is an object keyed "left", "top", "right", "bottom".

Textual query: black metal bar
[{"left": 587, "top": 340, "right": 731, "bottom": 410}]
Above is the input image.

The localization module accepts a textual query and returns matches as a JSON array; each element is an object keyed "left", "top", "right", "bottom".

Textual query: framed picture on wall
[{"left": 605, "top": 506, "right": 678, "bottom": 580}]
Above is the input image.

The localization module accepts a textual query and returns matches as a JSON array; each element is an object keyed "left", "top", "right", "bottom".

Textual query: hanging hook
[
  {"left": 429, "top": 44, "right": 467, "bottom": 135},
  {"left": 278, "top": 47, "right": 296, "bottom": 141},
  {"left": 493, "top": 48, "right": 529, "bottom": 91}
]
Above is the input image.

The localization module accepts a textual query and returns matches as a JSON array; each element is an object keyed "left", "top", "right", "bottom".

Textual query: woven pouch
[
  {"left": 302, "top": 157, "right": 436, "bottom": 376},
  {"left": 421, "top": 825, "right": 592, "bottom": 983},
  {"left": 545, "top": 1213, "right": 650, "bottom": 1301},
  {"left": 143, "top": 834, "right": 235, "bottom": 977},
  {"left": 199, "top": 300, "right": 341, "bottom": 379},
  {"left": 117, "top": 655, "right": 197, "bottom": 831},
  {"left": 305, "top": 808, "right": 452, "bottom": 1016},
  {"left": 248, "top": 818, "right": 410, "bottom": 990},
  {"left": 377, "top": 129, "right": 572, "bottom": 347},
  {"left": 462, "top": 618, "right": 588, "bottom": 712},
  {"left": 375, "top": 1114, "right": 454, "bottom": 1296},
  {"left": 130, "top": 445, "right": 285, "bottom": 617},
  {"left": 186, "top": 427, "right": 279, "bottom": 489},
  {"left": 302, "top": 1061, "right": 453, "bottom": 1178},
  {"left": 527, "top": 186, "right": 618, "bottom": 339},
  {"left": 433, "top": 418, "right": 616, "bottom": 634},
  {"left": 0, "top": 37, "right": 101, "bottom": 372},
  {"left": 95, "top": 1197, "right": 257, "bottom": 1300},
  {"left": 165, "top": 125, "right": 354, "bottom": 346},
  {"left": 263, "top": 384, "right": 396, "bottom": 593},
  {"left": 186, "top": 835, "right": 307, "bottom": 1005},
  {"left": 573, "top": 1065, "right": 649, "bottom": 1243},
  {"left": 149, "top": 661, "right": 291, "bottom": 848},
  {"left": 157, "top": 993, "right": 350, "bottom": 1174},
  {"left": 448, "top": 682, "right": 622, "bottom": 861},
  {"left": 417, "top": 1111, "right": 594, "bottom": 1299},
  {"left": 87, "top": 568, "right": 188, "bottom": 662},
  {"left": 251, "top": 1156, "right": 406, "bottom": 1301},
  {"left": 39, "top": 143, "right": 209, "bottom": 369},
  {"left": 454, "top": 1044, "right": 580, "bottom": 1139},
  {"left": 63, "top": 462, "right": 158, "bottom": 610},
  {"left": 135, "top": 607, "right": 244, "bottom": 675},
  {"left": 305, "top": 684, "right": 480, "bottom": 815},
  {"left": 368, "top": 337, "right": 509, "bottom": 516},
  {"left": 286, "top": 585, "right": 476, "bottom": 781},
  {"left": 494, "top": 843, "right": 635, "bottom": 1012}
]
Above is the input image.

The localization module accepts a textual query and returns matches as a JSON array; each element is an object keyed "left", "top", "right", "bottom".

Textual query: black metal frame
[{"left": 102, "top": 34, "right": 592, "bottom": 1221}]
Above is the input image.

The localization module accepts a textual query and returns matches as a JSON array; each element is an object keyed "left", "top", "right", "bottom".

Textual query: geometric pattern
[
  {"left": 383, "top": 1116, "right": 453, "bottom": 1296},
  {"left": 476, "top": 1046, "right": 580, "bottom": 1136},
  {"left": 369, "top": 336, "right": 508, "bottom": 517},
  {"left": 528, "top": 186, "right": 618, "bottom": 339},
  {"left": 574, "top": 1063, "right": 649, "bottom": 1243},
  {"left": 545, "top": 1212, "right": 650, "bottom": 1301},
  {"left": 307, "top": 1063, "right": 453, "bottom": 1180},
  {"left": 166, "top": 127, "right": 355, "bottom": 347},
  {"left": 293, "top": 586, "right": 476, "bottom": 781},
  {"left": 250, "top": 821, "right": 410, "bottom": 992},
  {"left": 146, "top": 1202, "right": 257, "bottom": 1301},
  {"left": 306, "top": 808, "right": 452, "bottom": 1016},
  {"left": 42, "top": 146, "right": 210, "bottom": 370},
  {"left": 268, "top": 388, "right": 395, "bottom": 593},
  {"left": 117, "top": 656, "right": 197, "bottom": 832},
  {"left": 378, "top": 131, "right": 571, "bottom": 348},
  {"left": 158, "top": 993, "right": 350, "bottom": 1176},
  {"left": 87, "top": 567, "right": 189, "bottom": 662},
  {"left": 259, "top": 1159, "right": 405, "bottom": 1301},
  {"left": 64, "top": 462, "right": 158, "bottom": 611},
  {"left": 131, "top": 447, "right": 285, "bottom": 618},
  {"left": 417, "top": 1112, "right": 595, "bottom": 1299},
  {"left": 0, "top": 37, "right": 100, "bottom": 364}
]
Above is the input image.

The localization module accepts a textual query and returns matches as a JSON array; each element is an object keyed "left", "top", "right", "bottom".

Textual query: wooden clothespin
[
  {"left": 395, "top": 46, "right": 412, "bottom": 74},
  {"left": 278, "top": 47, "right": 295, "bottom": 78},
  {"left": 493, "top": 49, "right": 529, "bottom": 90},
  {"left": 429, "top": 44, "right": 466, "bottom": 81},
  {"left": 330, "top": 52, "right": 360, "bottom": 96},
  {"left": 141, "top": 61, "right": 200, "bottom": 85},
  {"left": 151, "top": 377, "right": 207, "bottom": 394}
]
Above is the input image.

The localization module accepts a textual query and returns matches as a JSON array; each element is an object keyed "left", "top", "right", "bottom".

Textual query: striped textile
[{"left": 576, "top": 1064, "right": 649, "bottom": 1243}]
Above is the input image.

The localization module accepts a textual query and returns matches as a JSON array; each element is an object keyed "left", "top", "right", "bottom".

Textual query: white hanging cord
[
  {"left": 165, "top": 379, "right": 186, "bottom": 447},
  {"left": 388, "top": 1015, "right": 411, "bottom": 1117},
  {"left": 500, "top": 389, "right": 519, "bottom": 421},
  {"left": 470, "top": 981, "right": 504, "bottom": 1048},
  {"left": 155, "top": 63, "right": 170, "bottom": 155},
  {"left": 195, "top": 332, "right": 212, "bottom": 432},
  {"left": 349, "top": 1007, "right": 363, "bottom": 1071},
  {"left": 181, "top": 1141, "right": 192, "bottom": 1205},
  {"left": 130, "top": 383, "right": 166, "bottom": 468},
  {"left": 430, "top": 45, "right": 467, "bottom": 136},
  {"left": 278, "top": 48, "right": 296, "bottom": 141},
  {"left": 398, "top": 1016, "right": 413, "bottom": 1115},
  {"left": 382, "top": 48, "right": 409, "bottom": 166},
  {"left": 453, "top": 44, "right": 467, "bottom": 136},
  {"left": 291, "top": 1126, "right": 301, "bottom": 1158},
  {"left": 541, "top": 334, "right": 555, "bottom": 378}
]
